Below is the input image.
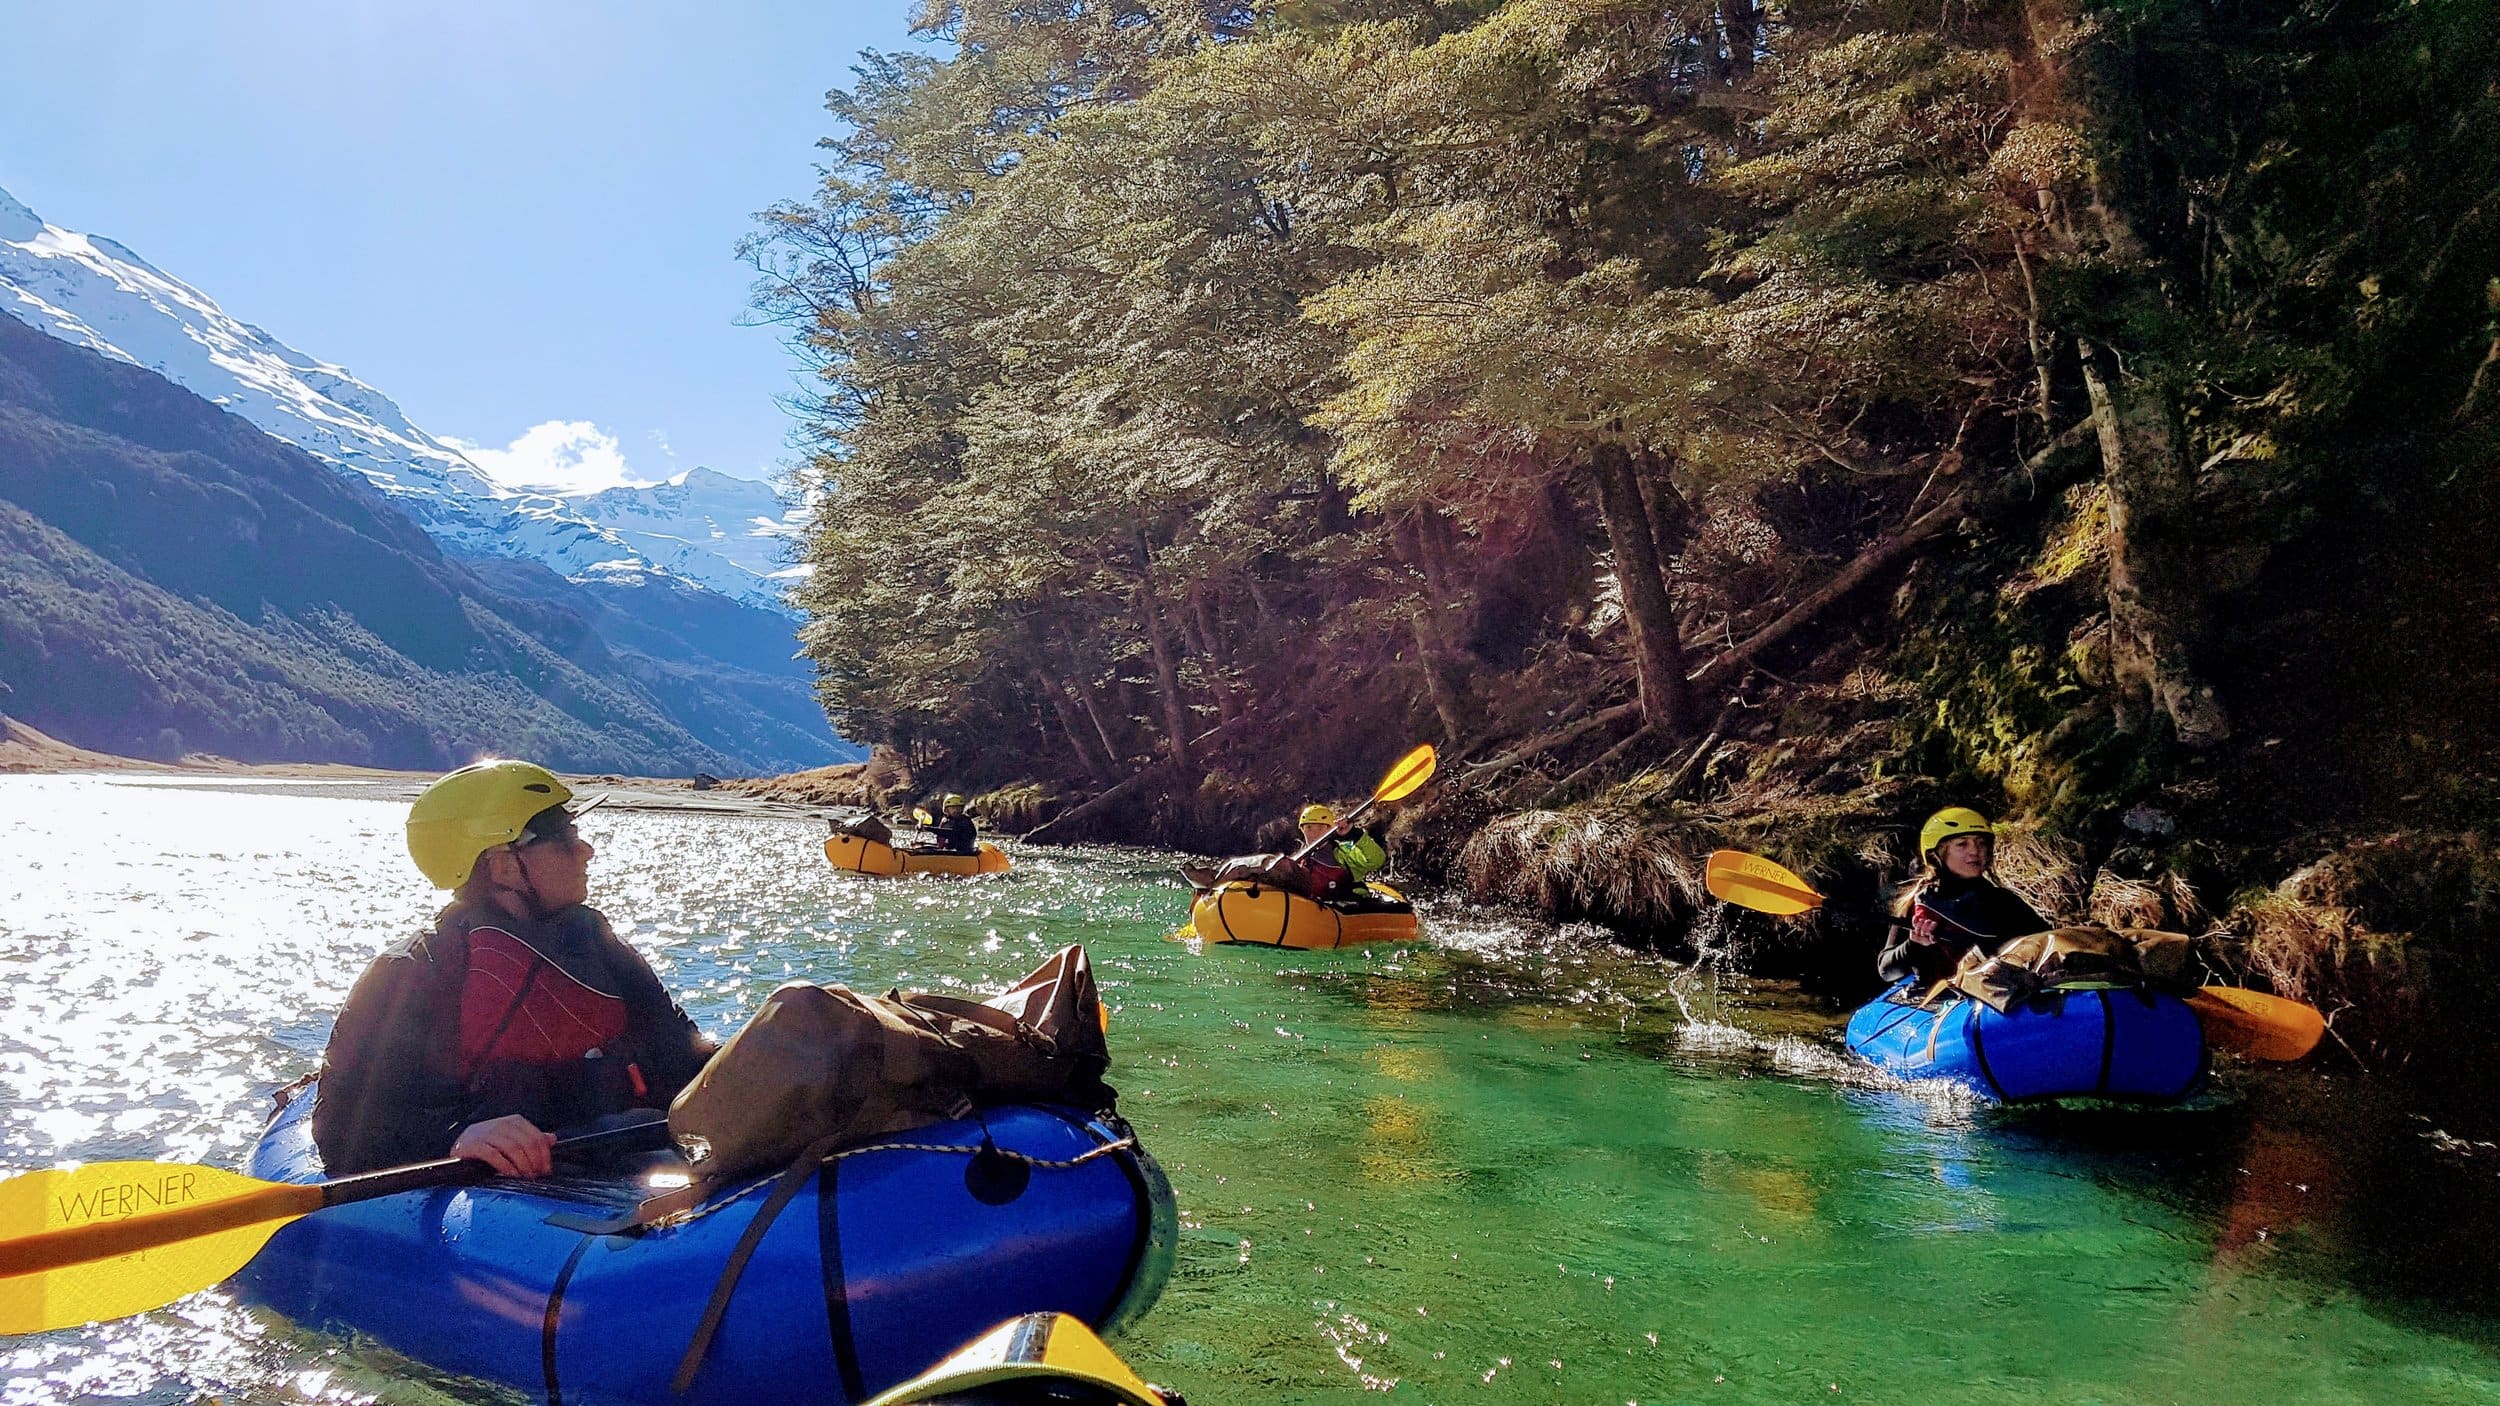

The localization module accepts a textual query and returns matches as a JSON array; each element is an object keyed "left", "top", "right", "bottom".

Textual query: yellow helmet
[
  {"left": 1299, "top": 803, "right": 1337, "bottom": 826},
  {"left": 1919, "top": 806, "right": 1994, "bottom": 862},
  {"left": 943, "top": 794, "right": 967, "bottom": 813},
  {"left": 406, "top": 760, "right": 574, "bottom": 889}
]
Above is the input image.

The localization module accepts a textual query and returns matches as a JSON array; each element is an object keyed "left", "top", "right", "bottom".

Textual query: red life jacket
[{"left": 456, "top": 926, "right": 633, "bottom": 1090}]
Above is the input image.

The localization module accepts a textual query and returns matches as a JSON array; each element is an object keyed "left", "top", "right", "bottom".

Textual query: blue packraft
[
  {"left": 1845, "top": 980, "right": 2205, "bottom": 1101},
  {"left": 236, "top": 1086, "right": 1175, "bottom": 1405}
]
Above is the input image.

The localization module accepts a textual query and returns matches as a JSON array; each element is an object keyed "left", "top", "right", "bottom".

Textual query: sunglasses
[{"left": 518, "top": 817, "right": 582, "bottom": 849}]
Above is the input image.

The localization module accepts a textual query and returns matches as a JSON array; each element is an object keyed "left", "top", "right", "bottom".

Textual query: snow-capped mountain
[
  {"left": 563, "top": 466, "right": 809, "bottom": 598},
  {"left": 0, "top": 185, "right": 800, "bottom": 612}
]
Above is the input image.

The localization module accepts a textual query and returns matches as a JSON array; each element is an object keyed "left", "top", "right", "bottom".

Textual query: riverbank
[
  {"left": 827, "top": 723, "right": 2498, "bottom": 1092},
  {"left": 0, "top": 717, "right": 843, "bottom": 822}
]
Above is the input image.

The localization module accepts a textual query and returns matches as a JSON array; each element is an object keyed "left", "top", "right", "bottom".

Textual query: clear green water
[{"left": 3, "top": 776, "right": 2497, "bottom": 1404}]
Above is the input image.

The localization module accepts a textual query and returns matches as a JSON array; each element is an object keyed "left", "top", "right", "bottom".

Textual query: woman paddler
[
  {"left": 1877, "top": 806, "right": 2050, "bottom": 987},
  {"left": 313, "top": 760, "right": 716, "bottom": 1178}
]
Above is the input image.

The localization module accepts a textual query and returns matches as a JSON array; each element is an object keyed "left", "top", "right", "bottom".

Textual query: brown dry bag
[{"left": 667, "top": 943, "right": 1114, "bottom": 1186}]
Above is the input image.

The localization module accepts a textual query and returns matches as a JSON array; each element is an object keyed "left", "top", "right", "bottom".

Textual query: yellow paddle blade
[
  {"left": 914, "top": 808, "right": 934, "bottom": 825},
  {"left": 865, "top": 1313, "right": 1166, "bottom": 1406},
  {"left": 2187, "top": 987, "right": 2327, "bottom": 1061},
  {"left": 0, "top": 1161, "right": 320, "bottom": 1334},
  {"left": 1704, "top": 849, "right": 1825, "bottom": 916},
  {"left": 1374, "top": 743, "right": 1438, "bottom": 805}
]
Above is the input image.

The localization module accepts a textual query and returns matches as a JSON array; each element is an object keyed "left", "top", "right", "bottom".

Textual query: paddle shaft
[
  {"left": 324, "top": 1113, "right": 670, "bottom": 1207},
  {"left": 0, "top": 1115, "right": 668, "bottom": 1279}
]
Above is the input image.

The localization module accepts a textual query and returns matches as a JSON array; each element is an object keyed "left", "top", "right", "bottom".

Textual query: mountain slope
[
  {"left": 0, "top": 184, "right": 802, "bottom": 611},
  {"left": 0, "top": 313, "right": 844, "bottom": 772}
]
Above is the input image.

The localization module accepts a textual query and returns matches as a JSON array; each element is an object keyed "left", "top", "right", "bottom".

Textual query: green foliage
[{"left": 756, "top": 0, "right": 2500, "bottom": 897}]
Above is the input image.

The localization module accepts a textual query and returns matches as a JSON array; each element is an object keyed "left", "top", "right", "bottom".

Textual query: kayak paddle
[
  {"left": 2181, "top": 986, "right": 2326, "bottom": 1061},
  {"left": 863, "top": 1311, "right": 1171, "bottom": 1406},
  {"left": 1703, "top": 849, "right": 1825, "bottom": 916},
  {"left": 0, "top": 1114, "right": 666, "bottom": 1335},
  {"left": 1290, "top": 743, "right": 1438, "bottom": 862},
  {"left": 1700, "top": 847, "right": 2326, "bottom": 1062}
]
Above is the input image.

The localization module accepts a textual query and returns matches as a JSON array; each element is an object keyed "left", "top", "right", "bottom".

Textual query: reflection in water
[{"left": 2, "top": 776, "right": 2498, "bottom": 1404}]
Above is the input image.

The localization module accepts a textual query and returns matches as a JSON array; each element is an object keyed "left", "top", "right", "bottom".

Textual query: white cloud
[{"left": 447, "top": 420, "right": 658, "bottom": 495}]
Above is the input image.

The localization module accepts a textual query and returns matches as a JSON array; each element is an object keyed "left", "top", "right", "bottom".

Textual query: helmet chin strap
[
  {"left": 491, "top": 845, "right": 563, "bottom": 922},
  {"left": 518, "top": 865, "right": 559, "bottom": 921}
]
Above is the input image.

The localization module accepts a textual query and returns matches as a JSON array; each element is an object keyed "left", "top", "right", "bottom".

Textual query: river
[{"left": 3, "top": 774, "right": 2497, "bottom": 1404}]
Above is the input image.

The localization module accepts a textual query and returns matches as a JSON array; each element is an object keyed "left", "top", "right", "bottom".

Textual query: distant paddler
[
  {"left": 825, "top": 793, "right": 1013, "bottom": 876},
  {"left": 1178, "top": 745, "right": 1435, "bottom": 948},
  {"left": 1179, "top": 746, "right": 1427, "bottom": 906},
  {"left": 909, "top": 794, "right": 981, "bottom": 857},
  {"left": 1281, "top": 803, "right": 1389, "bottom": 904}
]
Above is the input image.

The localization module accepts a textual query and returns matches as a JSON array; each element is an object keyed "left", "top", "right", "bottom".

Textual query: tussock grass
[
  {"left": 2215, "top": 832, "right": 2500, "bottom": 1076},
  {"left": 1457, "top": 802, "right": 1709, "bottom": 942},
  {"left": 719, "top": 761, "right": 874, "bottom": 808},
  {"left": 1992, "top": 828, "right": 2089, "bottom": 922},
  {"left": 972, "top": 782, "right": 1055, "bottom": 833},
  {"left": 1453, "top": 759, "right": 1914, "bottom": 975}
]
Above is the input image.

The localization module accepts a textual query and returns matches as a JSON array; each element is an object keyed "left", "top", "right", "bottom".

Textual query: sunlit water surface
[{"left": 4, "top": 775, "right": 2498, "bottom": 1405}]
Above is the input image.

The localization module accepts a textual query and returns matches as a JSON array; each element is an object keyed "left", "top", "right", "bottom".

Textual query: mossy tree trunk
[
  {"left": 2082, "top": 350, "right": 2230, "bottom": 747},
  {"left": 2018, "top": 0, "right": 2229, "bottom": 748},
  {"left": 1591, "top": 442, "right": 1693, "bottom": 736}
]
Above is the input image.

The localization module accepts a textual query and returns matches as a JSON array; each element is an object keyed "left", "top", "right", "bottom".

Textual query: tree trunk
[
  {"left": 1718, "top": 0, "right": 1759, "bottom": 81},
  {"left": 2080, "top": 343, "right": 2229, "bottom": 746},
  {"left": 1185, "top": 590, "right": 1241, "bottom": 726},
  {"left": 1054, "top": 625, "right": 1129, "bottom": 767},
  {"left": 1244, "top": 572, "right": 1277, "bottom": 634},
  {"left": 1032, "top": 668, "right": 1112, "bottom": 783},
  {"left": 1591, "top": 442, "right": 1693, "bottom": 734},
  {"left": 1402, "top": 515, "right": 1475, "bottom": 744},
  {"left": 1134, "top": 539, "right": 1195, "bottom": 770}
]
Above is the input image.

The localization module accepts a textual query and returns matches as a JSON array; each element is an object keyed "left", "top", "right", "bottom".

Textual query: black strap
[
  {"left": 1863, "top": 1000, "right": 1927, "bottom": 1052},
  {"left": 1965, "top": 1002, "right": 2008, "bottom": 1099},
  {"left": 818, "top": 1157, "right": 868, "bottom": 1401},
  {"left": 543, "top": 1233, "right": 595, "bottom": 1406},
  {"left": 2094, "top": 990, "right": 2118, "bottom": 1095},
  {"left": 671, "top": 1133, "right": 847, "bottom": 1396}
]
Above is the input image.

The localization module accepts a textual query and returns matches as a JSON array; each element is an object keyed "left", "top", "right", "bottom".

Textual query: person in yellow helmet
[
  {"left": 1176, "top": 800, "right": 1395, "bottom": 903},
  {"left": 907, "top": 793, "right": 979, "bottom": 856},
  {"left": 311, "top": 760, "right": 716, "bottom": 1178},
  {"left": 1877, "top": 806, "right": 2050, "bottom": 985},
  {"left": 1292, "top": 802, "right": 1389, "bottom": 905}
]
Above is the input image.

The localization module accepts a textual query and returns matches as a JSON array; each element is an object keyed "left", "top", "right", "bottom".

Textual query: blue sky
[{"left": 0, "top": 2, "right": 918, "bottom": 492}]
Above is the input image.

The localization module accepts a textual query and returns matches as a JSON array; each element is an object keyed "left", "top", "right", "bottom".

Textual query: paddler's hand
[
  {"left": 1909, "top": 905, "right": 1940, "bottom": 946},
  {"left": 451, "top": 1115, "right": 557, "bottom": 1178}
]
